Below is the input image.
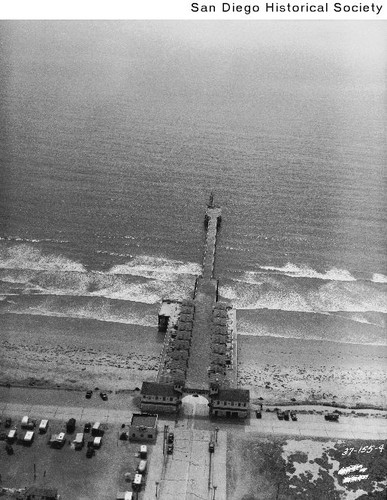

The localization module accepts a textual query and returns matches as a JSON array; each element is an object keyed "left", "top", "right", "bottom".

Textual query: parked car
[
  {"left": 86, "top": 447, "right": 95, "bottom": 458},
  {"left": 209, "top": 441, "right": 215, "bottom": 453},
  {"left": 283, "top": 410, "right": 290, "bottom": 421},
  {"left": 5, "top": 443, "right": 13, "bottom": 455},
  {"left": 255, "top": 410, "right": 262, "bottom": 419},
  {"left": 167, "top": 432, "right": 174, "bottom": 444},
  {"left": 100, "top": 392, "right": 108, "bottom": 401},
  {"left": 277, "top": 411, "right": 284, "bottom": 420},
  {"left": 167, "top": 444, "right": 174, "bottom": 454},
  {"left": 85, "top": 390, "right": 93, "bottom": 399},
  {"left": 290, "top": 411, "right": 298, "bottom": 421},
  {"left": 5, "top": 418, "right": 12, "bottom": 428},
  {"left": 66, "top": 418, "right": 76, "bottom": 433},
  {"left": 325, "top": 413, "right": 339, "bottom": 422},
  {"left": 84, "top": 422, "right": 91, "bottom": 433}
]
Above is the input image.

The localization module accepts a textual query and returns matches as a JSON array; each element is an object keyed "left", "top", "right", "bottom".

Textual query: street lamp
[
  {"left": 155, "top": 481, "right": 159, "bottom": 498},
  {"left": 213, "top": 485, "right": 217, "bottom": 499}
]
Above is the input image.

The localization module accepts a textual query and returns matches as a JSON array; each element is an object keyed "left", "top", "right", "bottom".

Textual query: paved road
[
  {"left": 1, "top": 396, "right": 387, "bottom": 440},
  {"left": 0, "top": 401, "right": 133, "bottom": 425},
  {"left": 143, "top": 427, "right": 226, "bottom": 500},
  {"left": 247, "top": 412, "right": 387, "bottom": 441}
]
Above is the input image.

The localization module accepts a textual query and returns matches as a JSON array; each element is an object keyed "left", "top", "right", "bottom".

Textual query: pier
[
  {"left": 185, "top": 202, "right": 221, "bottom": 390},
  {"left": 146, "top": 194, "right": 248, "bottom": 417}
]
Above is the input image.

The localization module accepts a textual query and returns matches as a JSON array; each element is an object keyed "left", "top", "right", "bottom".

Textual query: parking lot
[{"left": 0, "top": 412, "right": 150, "bottom": 500}]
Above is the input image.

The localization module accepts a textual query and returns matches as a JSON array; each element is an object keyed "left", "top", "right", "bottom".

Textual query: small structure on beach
[
  {"left": 158, "top": 300, "right": 180, "bottom": 333},
  {"left": 129, "top": 413, "right": 158, "bottom": 442}
]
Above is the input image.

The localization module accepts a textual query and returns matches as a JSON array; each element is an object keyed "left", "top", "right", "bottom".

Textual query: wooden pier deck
[{"left": 185, "top": 206, "right": 222, "bottom": 390}]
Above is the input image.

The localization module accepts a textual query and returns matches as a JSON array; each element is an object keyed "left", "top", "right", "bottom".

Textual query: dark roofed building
[
  {"left": 129, "top": 413, "right": 158, "bottom": 441},
  {"left": 213, "top": 317, "right": 227, "bottom": 326},
  {"left": 212, "top": 324, "right": 227, "bottom": 335},
  {"left": 180, "top": 313, "right": 194, "bottom": 322},
  {"left": 174, "top": 339, "right": 190, "bottom": 350},
  {"left": 181, "top": 305, "right": 194, "bottom": 315},
  {"left": 170, "top": 349, "right": 189, "bottom": 360},
  {"left": 212, "top": 334, "right": 227, "bottom": 345},
  {"left": 178, "top": 321, "right": 193, "bottom": 331},
  {"left": 213, "top": 309, "right": 228, "bottom": 318},
  {"left": 212, "top": 344, "right": 226, "bottom": 355},
  {"left": 168, "top": 359, "right": 188, "bottom": 371},
  {"left": 140, "top": 382, "right": 183, "bottom": 414},
  {"left": 209, "top": 388, "right": 250, "bottom": 419},
  {"left": 176, "top": 331, "right": 191, "bottom": 341}
]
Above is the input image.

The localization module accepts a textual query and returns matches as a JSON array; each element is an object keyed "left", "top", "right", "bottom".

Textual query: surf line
[{"left": 191, "top": 2, "right": 383, "bottom": 15}]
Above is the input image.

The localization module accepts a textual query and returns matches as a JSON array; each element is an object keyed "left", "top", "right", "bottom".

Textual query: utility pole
[
  {"left": 155, "top": 481, "right": 159, "bottom": 498},
  {"left": 213, "top": 485, "right": 217, "bottom": 500},
  {"left": 215, "top": 426, "right": 219, "bottom": 443}
]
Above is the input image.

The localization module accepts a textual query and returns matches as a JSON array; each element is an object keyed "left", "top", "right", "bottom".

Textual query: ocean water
[{"left": 0, "top": 21, "right": 386, "bottom": 346}]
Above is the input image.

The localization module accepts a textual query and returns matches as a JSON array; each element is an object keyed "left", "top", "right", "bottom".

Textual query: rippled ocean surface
[{"left": 0, "top": 22, "right": 386, "bottom": 345}]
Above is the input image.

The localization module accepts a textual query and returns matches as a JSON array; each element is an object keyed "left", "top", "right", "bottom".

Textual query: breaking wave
[
  {"left": 372, "top": 273, "right": 387, "bottom": 283},
  {"left": 219, "top": 278, "right": 387, "bottom": 314},
  {"left": 0, "top": 245, "right": 199, "bottom": 304},
  {"left": 0, "top": 244, "right": 86, "bottom": 272},
  {"left": 108, "top": 255, "right": 202, "bottom": 280},
  {"left": 259, "top": 263, "right": 356, "bottom": 282},
  {"left": 0, "top": 236, "right": 70, "bottom": 244},
  {"left": 0, "top": 268, "right": 195, "bottom": 304},
  {"left": 2, "top": 295, "right": 157, "bottom": 327}
]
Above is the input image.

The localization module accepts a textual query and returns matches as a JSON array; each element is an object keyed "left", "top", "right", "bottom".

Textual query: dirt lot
[
  {"left": 227, "top": 433, "right": 387, "bottom": 500},
  {"left": 0, "top": 417, "right": 152, "bottom": 500}
]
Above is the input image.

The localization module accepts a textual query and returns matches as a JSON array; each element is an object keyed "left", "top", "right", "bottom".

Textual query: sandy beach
[
  {"left": 238, "top": 335, "right": 387, "bottom": 408},
  {"left": 0, "top": 313, "right": 162, "bottom": 392},
  {"left": 1, "top": 313, "right": 386, "bottom": 409}
]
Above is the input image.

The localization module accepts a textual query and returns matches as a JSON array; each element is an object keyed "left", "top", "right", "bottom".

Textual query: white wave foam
[
  {"left": 0, "top": 244, "right": 86, "bottom": 273},
  {"left": 219, "top": 280, "right": 387, "bottom": 314},
  {"left": 96, "top": 250, "right": 133, "bottom": 258},
  {"left": 0, "top": 266, "right": 196, "bottom": 305},
  {"left": 108, "top": 256, "right": 201, "bottom": 280},
  {"left": 0, "top": 236, "right": 69, "bottom": 244},
  {"left": 372, "top": 273, "right": 387, "bottom": 283},
  {"left": 259, "top": 263, "right": 356, "bottom": 281},
  {"left": 220, "top": 284, "right": 315, "bottom": 312}
]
